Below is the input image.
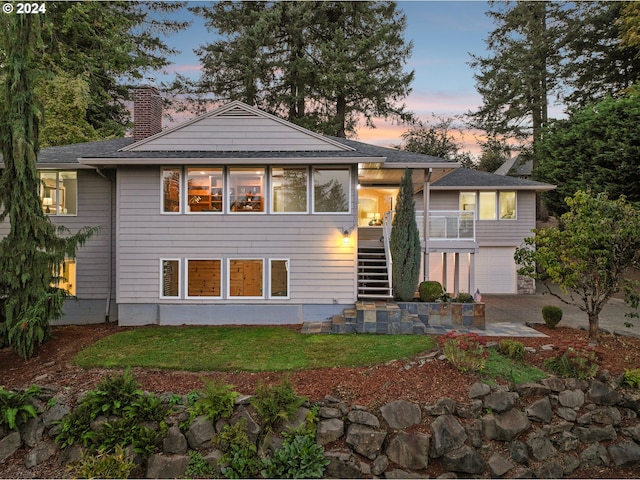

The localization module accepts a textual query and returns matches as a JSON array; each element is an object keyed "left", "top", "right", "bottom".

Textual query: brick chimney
[{"left": 133, "top": 83, "right": 162, "bottom": 141}]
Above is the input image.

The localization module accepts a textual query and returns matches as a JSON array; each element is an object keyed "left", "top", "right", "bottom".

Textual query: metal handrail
[{"left": 382, "top": 210, "right": 394, "bottom": 292}]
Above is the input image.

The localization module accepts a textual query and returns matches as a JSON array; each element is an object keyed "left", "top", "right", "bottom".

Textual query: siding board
[{"left": 117, "top": 167, "right": 357, "bottom": 305}]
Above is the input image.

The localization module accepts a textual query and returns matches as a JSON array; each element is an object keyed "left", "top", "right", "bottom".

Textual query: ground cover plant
[{"left": 73, "top": 326, "right": 438, "bottom": 371}]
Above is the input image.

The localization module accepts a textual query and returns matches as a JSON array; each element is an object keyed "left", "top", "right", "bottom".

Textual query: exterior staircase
[{"left": 357, "top": 244, "right": 392, "bottom": 299}]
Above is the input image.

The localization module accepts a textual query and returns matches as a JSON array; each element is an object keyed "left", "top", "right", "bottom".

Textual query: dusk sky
[{"left": 154, "top": 1, "right": 494, "bottom": 155}]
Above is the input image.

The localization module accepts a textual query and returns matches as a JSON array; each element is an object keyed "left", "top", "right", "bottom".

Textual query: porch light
[{"left": 342, "top": 228, "right": 351, "bottom": 246}]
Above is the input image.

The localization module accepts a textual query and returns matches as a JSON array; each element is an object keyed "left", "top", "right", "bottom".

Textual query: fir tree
[
  {"left": 0, "top": 14, "right": 98, "bottom": 359},
  {"left": 390, "top": 169, "right": 421, "bottom": 301}
]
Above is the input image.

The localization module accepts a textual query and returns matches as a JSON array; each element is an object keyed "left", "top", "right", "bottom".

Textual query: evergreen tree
[
  {"left": 191, "top": 1, "right": 414, "bottom": 137},
  {"left": 0, "top": 2, "right": 189, "bottom": 143},
  {"left": 0, "top": 14, "right": 98, "bottom": 359},
  {"left": 534, "top": 87, "right": 640, "bottom": 216},
  {"left": 468, "top": 1, "right": 566, "bottom": 155},
  {"left": 390, "top": 169, "right": 421, "bottom": 301},
  {"left": 561, "top": 2, "right": 640, "bottom": 110}
]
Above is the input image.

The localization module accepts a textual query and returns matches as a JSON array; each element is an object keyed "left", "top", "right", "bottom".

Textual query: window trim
[
  {"left": 185, "top": 258, "right": 223, "bottom": 299},
  {"left": 161, "top": 167, "right": 182, "bottom": 215},
  {"left": 270, "top": 166, "right": 309, "bottom": 214},
  {"left": 268, "top": 258, "right": 290, "bottom": 299},
  {"left": 311, "top": 166, "right": 352, "bottom": 214},
  {"left": 39, "top": 170, "right": 78, "bottom": 216},
  {"left": 499, "top": 191, "right": 517, "bottom": 220},
  {"left": 227, "top": 258, "right": 265, "bottom": 299},
  {"left": 186, "top": 168, "right": 224, "bottom": 215},
  {"left": 160, "top": 258, "right": 181, "bottom": 299},
  {"left": 459, "top": 190, "right": 517, "bottom": 221},
  {"left": 228, "top": 167, "right": 267, "bottom": 215}
]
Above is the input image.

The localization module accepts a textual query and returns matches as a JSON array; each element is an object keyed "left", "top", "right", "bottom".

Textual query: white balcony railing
[{"left": 415, "top": 210, "right": 476, "bottom": 241}]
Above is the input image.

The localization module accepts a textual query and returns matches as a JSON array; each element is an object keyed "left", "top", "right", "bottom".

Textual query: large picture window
[
  {"left": 162, "top": 168, "right": 181, "bottom": 213},
  {"left": 39, "top": 171, "right": 77, "bottom": 215},
  {"left": 479, "top": 192, "right": 497, "bottom": 220},
  {"left": 187, "top": 259, "right": 221, "bottom": 297},
  {"left": 313, "top": 168, "right": 350, "bottom": 213},
  {"left": 228, "top": 259, "right": 264, "bottom": 297},
  {"left": 271, "top": 167, "right": 308, "bottom": 213},
  {"left": 229, "top": 168, "right": 265, "bottom": 213},
  {"left": 187, "top": 168, "right": 223, "bottom": 213}
]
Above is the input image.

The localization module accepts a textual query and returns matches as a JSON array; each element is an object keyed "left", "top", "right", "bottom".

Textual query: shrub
[
  {"left": 261, "top": 432, "right": 329, "bottom": 479},
  {"left": 215, "top": 421, "right": 261, "bottom": 479},
  {"left": 72, "top": 444, "right": 136, "bottom": 479},
  {"left": 543, "top": 342, "right": 601, "bottom": 379},
  {"left": 185, "top": 450, "right": 215, "bottom": 478},
  {"left": 192, "top": 379, "right": 238, "bottom": 421},
  {"left": 497, "top": 339, "right": 525, "bottom": 361},
  {"left": 419, "top": 281, "right": 443, "bottom": 302},
  {"left": 623, "top": 368, "right": 640, "bottom": 388},
  {"left": 541, "top": 305, "right": 563, "bottom": 328},
  {"left": 82, "top": 367, "right": 143, "bottom": 417},
  {"left": 455, "top": 292, "right": 474, "bottom": 303},
  {"left": 250, "top": 379, "right": 305, "bottom": 432},
  {"left": 439, "top": 332, "right": 489, "bottom": 373},
  {"left": 0, "top": 385, "right": 40, "bottom": 431}
]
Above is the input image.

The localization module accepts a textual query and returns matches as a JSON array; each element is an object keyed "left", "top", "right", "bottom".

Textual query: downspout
[
  {"left": 94, "top": 168, "right": 113, "bottom": 323},
  {"left": 423, "top": 168, "right": 432, "bottom": 281}
]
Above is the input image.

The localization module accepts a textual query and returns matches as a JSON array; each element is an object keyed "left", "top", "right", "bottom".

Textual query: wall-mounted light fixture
[{"left": 338, "top": 227, "right": 352, "bottom": 246}]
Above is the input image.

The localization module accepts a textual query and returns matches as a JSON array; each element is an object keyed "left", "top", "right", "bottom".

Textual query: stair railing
[{"left": 382, "top": 210, "right": 394, "bottom": 293}]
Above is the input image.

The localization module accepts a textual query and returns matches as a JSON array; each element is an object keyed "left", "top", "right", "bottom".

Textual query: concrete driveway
[{"left": 483, "top": 290, "right": 640, "bottom": 338}]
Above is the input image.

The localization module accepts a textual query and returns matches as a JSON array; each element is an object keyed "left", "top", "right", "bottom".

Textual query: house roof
[
  {"left": 432, "top": 167, "right": 554, "bottom": 191},
  {"left": 0, "top": 101, "right": 457, "bottom": 169},
  {"left": 494, "top": 155, "right": 533, "bottom": 177}
]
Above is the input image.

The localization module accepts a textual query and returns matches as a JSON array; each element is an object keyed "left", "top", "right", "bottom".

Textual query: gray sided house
[{"left": 0, "top": 88, "right": 554, "bottom": 326}]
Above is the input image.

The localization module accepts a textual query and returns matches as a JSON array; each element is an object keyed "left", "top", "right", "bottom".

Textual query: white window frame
[
  {"left": 460, "top": 191, "right": 517, "bottom": 221},
  {"left": 160, "top": 258, "right": 181, "bottom": 299},
  {"left": 228, "top": 167, "right": 267, "bottom": 215},
  {"left": 186, "top": 168, "right": 224, "bottom": 215},
  {"left": 185, "top": 258, "right": 223, "bottom": 299},
  {"left": 161, "top": 167, "right": 182, "bottom": 215},
  {"left": 499, "top": 191, "right": 517, "bottom": 220},
  {"left": 270, "top": 166, "right": 309, "bottom": 214},
  {"left": 38, "top": 170, "right": 78, "bottom": 216},
  {"left": 268, "top": 258, "right": 290, "bottom": 299},
  {"left": 227, "top": 258, "right": 265, "bottom": 299},
  {"left": 312, "top": 166, "right": 351, "bottom": 214}
]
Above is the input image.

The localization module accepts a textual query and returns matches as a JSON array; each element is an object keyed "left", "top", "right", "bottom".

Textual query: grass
[
  {"left": 73, "top": 326, "right": 438, "bottom": 372},
  {"left": 481, "top": 349, "right": 547, "bottom": 386}
]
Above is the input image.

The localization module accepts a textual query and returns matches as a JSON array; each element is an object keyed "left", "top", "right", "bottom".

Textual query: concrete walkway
[{"left": 483, "top": 291, "right": 640, "bottom": 338}]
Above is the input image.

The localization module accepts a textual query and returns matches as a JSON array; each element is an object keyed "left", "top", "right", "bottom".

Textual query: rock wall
[{"left": 3, "top": 375, "right": 640, "bottom": 478}]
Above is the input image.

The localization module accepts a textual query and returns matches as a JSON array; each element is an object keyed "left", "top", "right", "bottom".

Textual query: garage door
[{"left": 475, "top": 247, "right": 516, "bottom": 294}]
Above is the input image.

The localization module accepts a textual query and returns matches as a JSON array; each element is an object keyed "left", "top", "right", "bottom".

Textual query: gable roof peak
[{"left": 120, "top": 100, "right": 354, "bottom": 153}]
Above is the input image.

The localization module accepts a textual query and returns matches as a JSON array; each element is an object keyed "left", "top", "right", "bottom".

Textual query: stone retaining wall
[{"left": 2, "top": 374, "right": 640, "bottom": 478}]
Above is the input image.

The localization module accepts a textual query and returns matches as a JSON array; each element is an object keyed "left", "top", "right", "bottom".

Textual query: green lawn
[{"left": 73, "top": 326, "right": 438, "bottom": 372}]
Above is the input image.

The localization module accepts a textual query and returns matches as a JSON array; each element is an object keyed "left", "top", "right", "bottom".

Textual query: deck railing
[
  {"left": 382, "top": 211, "right": 393, "bottom": 292},
  {"left": 415, "top": 210, "right": 476, "bottom": 241}
]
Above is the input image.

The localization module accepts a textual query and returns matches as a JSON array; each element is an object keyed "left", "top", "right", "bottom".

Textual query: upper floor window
[
  {"left": 460, "top": 191, "right": 516, "bottom": 221},
  {"left": 161, "top": 166, "right": 351, "bottom": 215},
  {"left": 187, "top": 168, "right": 223, "bottom": 213},
  {"left": 313, "top": 168, "right": 350, "bottom": 213},
  {"left": 39, "top": 171, "right": 77, "bottom": 215},
  {"left": 229, "top": 168, "right": 265, "bottom": 213},
  {"left": 162, "top": 168, "right": 181, "bottom": 213},
  {"left": 272, "top": 167, "right": 308, "bottom": 213}
]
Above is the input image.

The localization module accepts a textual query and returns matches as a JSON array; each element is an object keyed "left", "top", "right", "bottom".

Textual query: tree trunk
[
  {"left": 588, "top": 312, "right": 600, "bottom": 339},
  {"left": 335, "top": 95, "right": 347, "bottom": 138}
]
